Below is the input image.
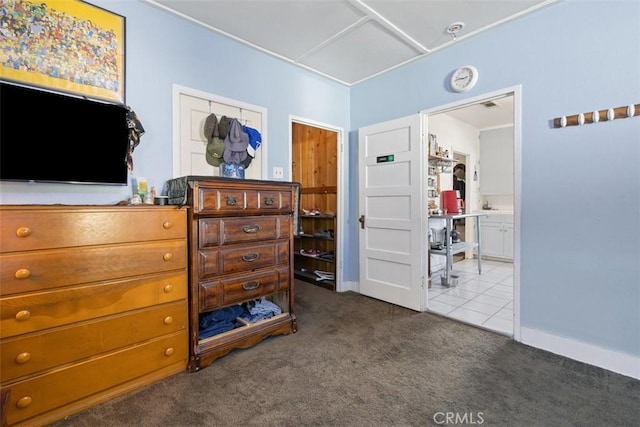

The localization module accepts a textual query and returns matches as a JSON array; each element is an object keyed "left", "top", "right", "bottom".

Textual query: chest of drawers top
[{"left": 183, "top": 177, "right": 296, "bottom": 216}]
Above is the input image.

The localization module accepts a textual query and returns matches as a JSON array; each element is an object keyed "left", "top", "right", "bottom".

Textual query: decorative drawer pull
[
  {"left": 264, "top": 196, "right": 275, "bottom": 206},
  {"left": 16, "top": 227, "right": 32, "bottom": 238},
  {"left": 162, "top": 221, "right": 173, "bottom": 229},
  {"left": 163, "top": 253, "right": 174, "bottom": 261},
  {"left": 242, "top": 280, "right": 260, "bottom": 291},
  {"left": 164, "top": 347, "right": 175, "bottom": 357},
  {"left": 163, "top": 284, "right": 174, "bottom": 293},
  {"left": 15, "top": 269, "right": 31, "bottom": 279},
  {"left": 225, "top": 195, "right": 238, "bottom": 206},
  {"left": 241, "top": 253, "right": 259, "bottom": 262},
  {"left": 15, "top": 352, "right": 31, "bottom": 364},
  {"left": 242, "top": 224, "right": 260, "bottom": 234},
  {"left": 15, "top": 310, "right": 31, "bottom": 321},
  {"left": 16, "top": 396, "right": 32, "bottom": 409},
  {"left": 163, "top": 316, "right": 174, "bottom": 325}
]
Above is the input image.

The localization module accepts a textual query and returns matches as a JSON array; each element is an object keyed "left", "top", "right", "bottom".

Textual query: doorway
[
  {"left": 423, "top": 86, "right": 521, "bottom": 340},
  {"left": 290, "top": 116, "right": 345, "bottom": 292}
]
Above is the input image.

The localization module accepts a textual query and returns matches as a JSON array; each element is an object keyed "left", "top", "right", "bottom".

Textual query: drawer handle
[
  {"left": 15, "top": 352, "right": 31, "bottom": 364},
  {"left": 242, "top": 280, "right": 260, "bottom": 291},
  {"left": 15, "top": 310, "right": 31, "bottom": 321},
  {"left": 16, "top": 227, "right": 32, "bottom": 238},
  {"left": 241, "top": 252, "right": 259, "bottom": 262},
  {"left": 163, "top": 284, "right": 174, "bottom": 293},
  {"left": 242, "top": 224, "right": 260, "bottom": 234},
  {"left": 163, "top": 316, "right": 174, "bottom": 325},
  {"left": 163, "top": 253, "right": 174, "bottom": 261},
  {"left": 264, "top": 196, "right": 275, "bottom": 206},
  {"left": 163, "top": 221, "right": 173, "bottom": 229},
  {"left": 225, "top": 195, "right": 238, "bottom": 206},
  {"left": 15, "top": 269, "right": 30, "bottom": 279},
  {"left": 16, "top": 396, "right": 32, "bottom": 409},
  {"left": 164, "top": 347, "right": 175, "bottom": 357}
]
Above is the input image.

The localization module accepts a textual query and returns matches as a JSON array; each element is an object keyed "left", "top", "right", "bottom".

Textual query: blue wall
[{"left": 351, "top": 0, "right": 640, "bottom": 357}]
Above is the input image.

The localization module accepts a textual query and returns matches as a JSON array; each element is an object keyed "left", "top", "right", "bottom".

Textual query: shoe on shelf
[
  {"left": 300, "top": 248, "right": 320, "bottom": 257},
  {"left": 314, "top": 270, "right": 335, "bottom": 281},
  {"left": 313, "top": 229, "right": 333, "bottom": 238},
  {"left": 318, "top": 250, "right": 334, "bottom": 260}
]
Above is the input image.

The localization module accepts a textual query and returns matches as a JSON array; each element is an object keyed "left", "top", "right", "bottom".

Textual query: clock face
[{"left": 451, "top": 66, "right": 478, "bottom": 92}]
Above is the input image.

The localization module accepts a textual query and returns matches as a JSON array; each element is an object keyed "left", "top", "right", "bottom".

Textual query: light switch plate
[{"left": 273, "top": 167, "right": 284, "bottom": 179}]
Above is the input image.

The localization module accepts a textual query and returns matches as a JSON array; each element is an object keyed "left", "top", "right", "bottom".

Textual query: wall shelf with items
[
  {"left": 427, "top": 155, "right": 454, "bottom": 208},
  {"left": 294, "top": 212, "right": 336, "bottom": 291}
]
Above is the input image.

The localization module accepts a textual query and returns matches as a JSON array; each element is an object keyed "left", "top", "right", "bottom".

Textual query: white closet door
[{"left": 177, "top": 92, "right": 264, "bottom": 179}]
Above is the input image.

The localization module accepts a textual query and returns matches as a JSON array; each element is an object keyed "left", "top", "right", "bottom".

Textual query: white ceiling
[
  {"left": 442, "top": 94, "right": 514, "bottom": 129},
  {"left": 148, "top": 0, "right": 556, "bottom": 86}
]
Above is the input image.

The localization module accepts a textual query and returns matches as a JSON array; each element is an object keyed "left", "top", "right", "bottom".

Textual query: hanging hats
[
  {"left": 218, "top": 116, "right": 231, "bottom": 139},
  {"left": 223, "top": 118, "right": 249, "bottom": 164},
  {"left": 204, "top": 113, "right": 225, "bottom": 166},
  {"left": 243, "top": 125, "right": 262, "bottom": 157}
]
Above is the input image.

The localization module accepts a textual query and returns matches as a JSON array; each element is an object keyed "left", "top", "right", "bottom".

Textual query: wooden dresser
[
  {"left": 176, "top": 177, "right": 298, "bottom": 372},
  {"left": 0, "top": 205, "right": 189, "bottom": 427}
]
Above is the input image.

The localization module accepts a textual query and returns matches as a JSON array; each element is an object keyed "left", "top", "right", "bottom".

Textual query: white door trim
[
  {"left": 289, "top": 115, "right": 346, "bottom": 293},
  {"left": 420, "top": 85, "right": 522, "bottom": 342},
  {"left": 172, "top": 84, "right": 268, "bottom": 179}
]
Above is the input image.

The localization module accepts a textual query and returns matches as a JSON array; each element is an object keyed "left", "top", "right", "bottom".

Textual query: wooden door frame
[
  {"left": 289, "top": 115, "right": 346, "bottom": 292},
  {"left": 420, "top": 85, "right": 522, "bottom": 341}
]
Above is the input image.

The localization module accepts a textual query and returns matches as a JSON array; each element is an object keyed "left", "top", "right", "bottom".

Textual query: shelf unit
[
  {"left": 429, "top": 212, "right": 486, "bottom": 287},
  {"left": 292, "top": 122, "right": 338, "bottom": 291},
  {"left": 294, "top": 213, "right": 336, "bottom": 290},
  {"left": 427, "top": 155, "right": 454, "bottom": 208}
]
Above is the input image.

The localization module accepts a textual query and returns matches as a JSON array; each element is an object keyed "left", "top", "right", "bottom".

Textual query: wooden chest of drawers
[
  {"left": 0, "top": 205, "right": 189, "bottom": 427},
  {"left": 178, "top": 177, "right": 298, "bottom": 371}
]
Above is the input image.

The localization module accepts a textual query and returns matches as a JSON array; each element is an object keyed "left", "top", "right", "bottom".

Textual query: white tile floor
[{"left": 428, "top": 258, "right": 514, "bottom": 336}]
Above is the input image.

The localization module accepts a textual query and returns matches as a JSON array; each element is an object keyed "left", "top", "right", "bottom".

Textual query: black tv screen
[{"left": 1, "top": 82, "right": 129, "bottom": 185}]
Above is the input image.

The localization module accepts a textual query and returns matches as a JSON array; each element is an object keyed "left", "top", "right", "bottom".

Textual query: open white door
[{"left": 358, "top": 114, "right": 427, "bottom": 311}]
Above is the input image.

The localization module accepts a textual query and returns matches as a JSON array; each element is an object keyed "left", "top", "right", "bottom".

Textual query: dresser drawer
[
  {"left": 1, "top": 301, "right": 187, "bottom": 382},
  {"left": 199, "top": 269, "right": 281, "bottom": 311},
  {"left": 1, "top": 331, "right": 187, "bottom": 426},
  {"left": 1, "top": 272, "right": 187, "bottom": 338},
  {"left": 199, "top": 215, "right": 291, "bottom": 247},
  {"left": 194, "top": 187, "right": 292, "bottom": 214},
  {"left": 0, "top": 240, "right": 187, "bottom": 296},
  {"left": 198, "top": 241, "right": 289, "bottom": 279},
  {"left": 0, "top": 207, "right": 186, "bottom": 253}
]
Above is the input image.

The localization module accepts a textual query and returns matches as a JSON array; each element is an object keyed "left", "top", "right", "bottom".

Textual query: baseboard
[
  {"left": 339, "top": 280, "right": 358, "bottom": 293},
  {"left": 520, "top": 326, "right": 640, "bottom": 380}
]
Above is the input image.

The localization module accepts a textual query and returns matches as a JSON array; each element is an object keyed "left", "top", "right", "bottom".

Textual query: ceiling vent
[{"left": 482, "top": 101, "right": 498, "bottom": 108}]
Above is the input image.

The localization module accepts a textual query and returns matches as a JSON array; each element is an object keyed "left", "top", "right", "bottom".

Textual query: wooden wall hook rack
[{"left": 553, "top": 103, "right": 639, "bottom": 128}]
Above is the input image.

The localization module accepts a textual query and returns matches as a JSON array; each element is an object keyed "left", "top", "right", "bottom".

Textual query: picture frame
[{"left": 0, "top": 0, "right": 126, "bottom": 103}]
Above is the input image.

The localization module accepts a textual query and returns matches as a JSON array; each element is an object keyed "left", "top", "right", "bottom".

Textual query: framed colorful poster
[{"left": 0, "top": 0, "right": 126, "bottom": 103}]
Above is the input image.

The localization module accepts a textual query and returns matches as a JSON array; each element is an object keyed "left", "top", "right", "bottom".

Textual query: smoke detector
[{"left": 447, "top": 22, "right": 465, "bottom": 40}]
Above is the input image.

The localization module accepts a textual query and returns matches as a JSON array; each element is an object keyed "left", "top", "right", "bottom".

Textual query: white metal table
[{"left": 429, "top": 212, "right": 487, "bottom": 287}]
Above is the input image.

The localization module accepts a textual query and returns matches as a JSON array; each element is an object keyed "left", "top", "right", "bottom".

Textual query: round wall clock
[{"left": 450, "top": 65, "right": 479, "bottom": 92}]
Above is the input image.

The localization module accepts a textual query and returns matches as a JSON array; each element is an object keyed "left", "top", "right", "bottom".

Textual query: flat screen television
[{"left": 1, "top": 82, "right": 130, "bottom": 185}]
